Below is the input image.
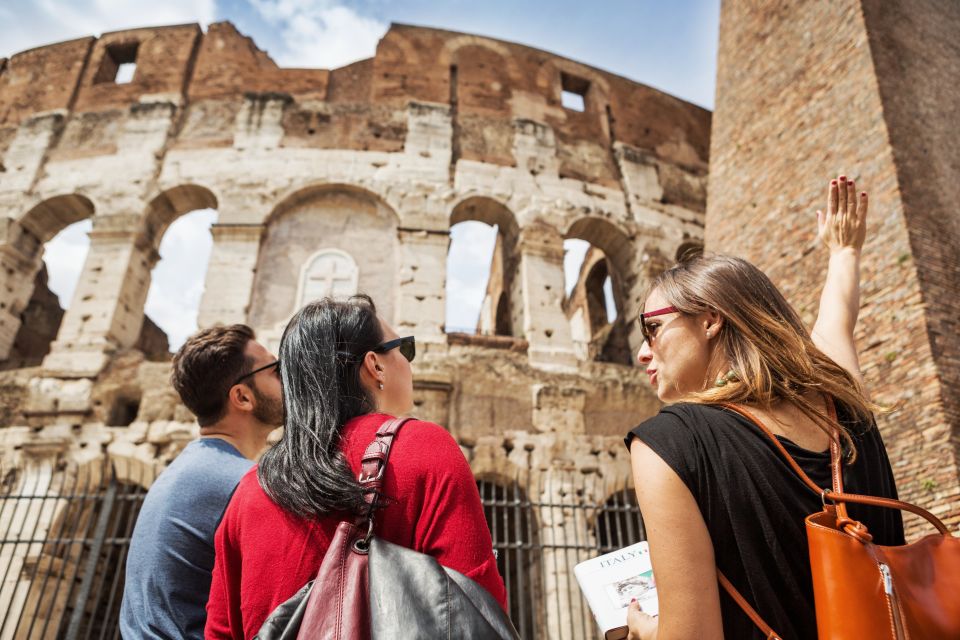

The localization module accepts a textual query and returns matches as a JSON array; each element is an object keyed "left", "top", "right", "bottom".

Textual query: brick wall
[{"left": 708, "top": 0, "right": 960, "bottom": 536}]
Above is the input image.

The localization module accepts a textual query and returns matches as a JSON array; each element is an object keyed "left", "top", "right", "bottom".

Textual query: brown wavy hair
[{"left": 648, "top": 253, "right": 879, "bottom": 461}]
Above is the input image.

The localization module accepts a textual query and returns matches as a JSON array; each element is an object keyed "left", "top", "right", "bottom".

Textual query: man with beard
[{"left": 120, "top": 325, "right": 283, "bottom": 640}]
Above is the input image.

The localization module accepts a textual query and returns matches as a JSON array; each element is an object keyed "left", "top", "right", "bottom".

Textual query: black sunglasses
[
  {"left": 233, "top": 360, "right": 280, "bottom": 387},
  {"left": 372, "top": 336, "right": 416, "bottom": 362}
]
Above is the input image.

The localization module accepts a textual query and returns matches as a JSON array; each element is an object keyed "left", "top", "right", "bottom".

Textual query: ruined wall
[
  {"left": 0, "top": 24, "right": 708, "bottom": 636},
  {"left": 708, "top": 0, "right": 960, "bottom": 535}
]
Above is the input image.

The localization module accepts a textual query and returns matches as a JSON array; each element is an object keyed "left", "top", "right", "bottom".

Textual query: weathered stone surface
[{"left": 708, "top": 0, "right": 960, "bottom": 537}]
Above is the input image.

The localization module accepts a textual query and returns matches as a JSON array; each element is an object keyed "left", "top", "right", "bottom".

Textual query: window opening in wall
[
  {"left": 563, "top": 238, "right": 630, "bottom": 364},
  {"left": 94, "top": 42, "right": 139, "bottom": 85},
  {"left": 45, "top": 219, "right": 92, "bottom": 309},
  {"left": 115, "top": 62, "right": 137, "bottom": 84},
  {"left": 144, "top": 208, "right": 217, "bottom": 354},
  {"left": 106, "top": 395, "right": 140, "bottom": 427},
  {"left": 445, "top": 221, "right": 499, "bottom": 334},
  {"left": 560, "top": 72, "right": 589, "bottom": 112},
  {"left": 0, "top": 219, "right": 92, "bottom": 370}
]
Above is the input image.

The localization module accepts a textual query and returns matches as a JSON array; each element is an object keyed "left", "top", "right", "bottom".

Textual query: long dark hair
[
  {"left": 649, "top": 254, "right": 881, "bottom": 462},
  {"left": 258, "top": 294, "right": 384, "bottom": 519}
]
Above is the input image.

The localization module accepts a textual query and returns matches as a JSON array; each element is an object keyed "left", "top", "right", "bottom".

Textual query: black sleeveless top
[{"left": 625, "top": 402, "right": 904, "bottom": 640}]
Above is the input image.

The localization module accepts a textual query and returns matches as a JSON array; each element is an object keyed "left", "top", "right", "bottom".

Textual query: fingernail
[
  {"left": 839, "top": 176, "right": 846, "bottom": 181},
  {"left": 831, "top": 180, "right": 837, "bottom": 185},
  {"left": 862, "top": 191, "right": 867, "bottom": 196},
  {"left": 631, "top": 598, "right": 637, "bottom": 603}
]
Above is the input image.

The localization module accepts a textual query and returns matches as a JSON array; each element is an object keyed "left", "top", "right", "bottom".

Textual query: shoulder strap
[{"left": 358, "top": 417, "right": 413, "bottom": 502}]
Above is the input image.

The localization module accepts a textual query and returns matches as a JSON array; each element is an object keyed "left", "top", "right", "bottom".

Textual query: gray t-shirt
[{"left": 120, "top": 438, "right": 253, "bottom": 639}]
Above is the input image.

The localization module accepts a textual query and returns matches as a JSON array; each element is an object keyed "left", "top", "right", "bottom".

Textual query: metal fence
[
  {"left": 479, "top": 473, "right": 645, "bottom": 640},
  {"left": 0, "top": 461, "right": 642, "bottom": 640},
  {"left": 0, "top": 460, "right": 146, "bottom": 640}
]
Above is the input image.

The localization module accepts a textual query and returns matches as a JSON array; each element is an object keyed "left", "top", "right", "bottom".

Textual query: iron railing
[
  {"left": 0, "top": 461, "right": 642, "bottom": 639},
  {"left": 0, "top": 460, "right": 146, "bottom": 640},
  {"left": 479, "top": 472, "right": 645, "bottom": 640}
]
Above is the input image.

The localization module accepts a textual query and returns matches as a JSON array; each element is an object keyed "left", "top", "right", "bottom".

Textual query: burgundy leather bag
[
  {"left": 718, "top": 404, "right": 960, "bottom": 640},
  {"left": 254, "top": 418, "right": 520, "bottom": 640}
]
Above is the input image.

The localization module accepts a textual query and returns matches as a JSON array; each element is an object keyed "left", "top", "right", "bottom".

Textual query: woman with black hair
[{"left": 205, "top": 295, "right": 506, "bottom": 639}]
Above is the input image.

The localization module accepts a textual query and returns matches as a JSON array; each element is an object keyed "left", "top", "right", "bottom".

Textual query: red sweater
[{"left": 205, "top": 414, "right": 507, "bottom": 639}]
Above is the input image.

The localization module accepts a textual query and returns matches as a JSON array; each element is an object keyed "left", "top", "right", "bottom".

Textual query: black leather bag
[{"left": 254, "top": 418, "right": 520, "bottom": 640}]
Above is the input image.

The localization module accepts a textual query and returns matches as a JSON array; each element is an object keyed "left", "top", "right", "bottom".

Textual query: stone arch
[
  {"left": 592, "top": 486, "right": 646, "bottom": 552},
  {"left": 449, "top": 196, "right": 521, "bottom": 336},
  {"left": 249, "top": 184, "right": 401, "bottom": 349},
  {"left": 17, "top": 194, "right": 96, "bottom": 247},
  {"left": 140, "top": 184, "right": 219, "bottom": 251},
  {"left": 437, "top": 36, "right": 522, "bottom": 84},
  {"left": 564, "top": 217, "right": 635, "bottom": 364},
  {"left": 0, "top": 194, "right": 96, "bottom": 363}
]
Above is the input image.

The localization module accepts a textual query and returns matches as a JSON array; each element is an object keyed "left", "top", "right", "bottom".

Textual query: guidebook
[{"left": 574, "top": 541, "right": 658, "bottom": 640}]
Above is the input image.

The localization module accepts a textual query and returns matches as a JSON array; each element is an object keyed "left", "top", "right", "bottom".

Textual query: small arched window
[{"left": 297, "top": 249, "right": 359, "bottom": 306}]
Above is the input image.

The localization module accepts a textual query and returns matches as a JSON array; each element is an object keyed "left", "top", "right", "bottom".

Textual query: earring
[
  {"left": 715, "top": 370, "right": 739, "bottom": 387},
  {"left": 706, "top": 331, "right": 712, "bottom": 338},
  {"left": 378, "top": 381, "right": 384, "bottom": 390}
]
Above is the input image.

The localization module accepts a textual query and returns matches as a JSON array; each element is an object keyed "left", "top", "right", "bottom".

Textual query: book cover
[{"left": 574, "top": 541, "right": 658, "bottom": 640}]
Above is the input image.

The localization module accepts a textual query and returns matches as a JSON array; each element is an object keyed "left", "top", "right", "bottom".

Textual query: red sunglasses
[{"left": 638, "top": 306, "right": 678, "bottom": 344}]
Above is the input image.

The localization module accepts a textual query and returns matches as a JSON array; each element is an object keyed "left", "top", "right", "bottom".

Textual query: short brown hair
[{"left": 171, "top": 324, "right": 255, "bottom": 426}]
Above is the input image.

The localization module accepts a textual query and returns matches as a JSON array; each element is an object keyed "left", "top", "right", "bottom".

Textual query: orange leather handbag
[{"left": 718, "top": 404, "right": 960, "bottom": 640}]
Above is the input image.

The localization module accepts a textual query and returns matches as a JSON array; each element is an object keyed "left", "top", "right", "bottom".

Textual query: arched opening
[
  {"left": 0, "top": 195, "right": 94, "bottom": 369},
  {"left": 141, "top": 185, "right": 219, "bottom": 355},
  {"left": 593, "top": 487, "right": 646, "bottom": 552},
  {"left": 446, "top": 197, "right": 520, "bottom": 337},
  {"left": 476, "top": 478, "right": 541, "bottom": 639},
  {"left": 562, "top": 217, "right": 633, "bottom": 365},
  {"left": 248, "top": 185, "right": 399, "bottom": 353}
]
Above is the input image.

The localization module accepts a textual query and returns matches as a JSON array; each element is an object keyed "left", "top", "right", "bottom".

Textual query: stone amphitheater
[{"left": 0, "top": 1, "right": 958, "bottom": 637}]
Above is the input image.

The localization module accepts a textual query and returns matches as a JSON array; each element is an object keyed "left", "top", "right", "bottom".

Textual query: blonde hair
[{"left": 649, "top": 253, "right": 879, "bottom": 461}]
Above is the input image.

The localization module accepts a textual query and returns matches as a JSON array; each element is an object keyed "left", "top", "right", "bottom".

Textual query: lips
[{"left": 646, "top": 370, "right": 658, "bottom": 386}]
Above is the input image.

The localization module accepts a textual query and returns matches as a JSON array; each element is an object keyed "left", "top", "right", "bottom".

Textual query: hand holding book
[{"left": 626, "top": 599, "right": 658, "bottom": 640}]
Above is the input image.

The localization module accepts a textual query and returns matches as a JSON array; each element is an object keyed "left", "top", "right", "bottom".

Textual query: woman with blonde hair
[{"left": 625, "top": 177, "right": 904, "bottom": 640}]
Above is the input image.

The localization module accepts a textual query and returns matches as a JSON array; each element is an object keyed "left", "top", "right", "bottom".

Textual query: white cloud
[
  {"left": 144, "top": 209, "right": 217, "bottom": 351},
  {"left": 248, "top": 0, "right": 386, "bottom": 69},
  {"left": 1, "top": 0, "right": 215, "bottom": 58},
  {"left": 44, "top": 219, "right": 93, "bottom": 308},
  {"left": 445, "top": 221, "right": 498, "bottom": 332},
  {"left": 563, "top": 239, "right": 589, "bottom": 296}
]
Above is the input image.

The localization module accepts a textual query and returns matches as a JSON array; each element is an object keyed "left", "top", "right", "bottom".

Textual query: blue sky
[{"left": 1, "top": 0, "right": 719, "bottom": 348}]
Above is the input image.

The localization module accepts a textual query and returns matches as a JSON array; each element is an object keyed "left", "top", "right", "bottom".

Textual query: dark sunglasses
[
  {"left": 372, "top": 336, "right": 416, "bottom": 362},
  {"left": 233, "top": 360, "right": 280, "bottom": 387},
  {"left": 638, "top": 306, "right": 678, "bottom": 345}
]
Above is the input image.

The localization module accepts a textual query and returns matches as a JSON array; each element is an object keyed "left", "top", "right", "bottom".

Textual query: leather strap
[
  {"left": 715, "top": 401, "right": 952, "bottom": 639},
  {"left": 716, "top": 570, "right": 782, "bottom": 640},
  {"left": 357, "top": 417, "right": 413, "bottom": 525}
]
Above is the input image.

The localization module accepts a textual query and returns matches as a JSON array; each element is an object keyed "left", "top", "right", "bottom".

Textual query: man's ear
[{"left": 227, "top": 383, "right": 255, "bottom": 414}]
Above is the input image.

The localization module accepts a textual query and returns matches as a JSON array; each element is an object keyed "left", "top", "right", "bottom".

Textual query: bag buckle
[
  {"left": 358, "top": 461, "right": 385, "bottom": 483},
  {"left": 820, "top": 489, "right": 835, "bottom": 509}
]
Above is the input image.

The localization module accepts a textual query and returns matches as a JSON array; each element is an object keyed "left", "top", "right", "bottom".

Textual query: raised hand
[{"left": 817, "top": 175, "right": 868, "bottom": 253}]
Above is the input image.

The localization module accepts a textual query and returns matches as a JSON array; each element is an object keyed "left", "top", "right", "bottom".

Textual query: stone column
[
  {"left": 395, "top": 228, "right": 448, "bottom": 344},
  {"left": 517, "top": 223, "right": 577, "bottom": 371},
  {"left": 196, "top": 223, "right": 263, "bottom": 328},
  {"left": 42, "top": 214, "right": 158, "bottom": 378},
  {"left": 0, "top": 220, "right": 44, "bottom": 360}
]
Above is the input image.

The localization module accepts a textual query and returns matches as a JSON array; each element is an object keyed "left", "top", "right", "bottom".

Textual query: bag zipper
[{"left": 878, "top": 563, "right": 906, "bottom": 640}]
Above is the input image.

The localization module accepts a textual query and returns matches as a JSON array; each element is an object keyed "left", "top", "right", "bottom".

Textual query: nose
[{"left": 636, "top": 339, "right": 653, "bottom": 366}]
